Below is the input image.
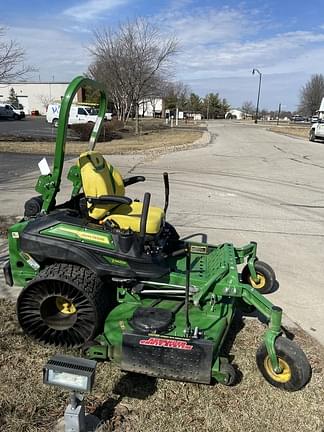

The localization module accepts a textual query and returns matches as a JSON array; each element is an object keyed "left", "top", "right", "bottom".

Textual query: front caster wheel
[
  {"left": 219, "top": 361, "right": 236, "bottom": 386},
  {"left": 256, "top": 336, "right": 311, "bottom": 391},
  {"left": 241, "top": 261, "right": 276, "bottom": 294}
]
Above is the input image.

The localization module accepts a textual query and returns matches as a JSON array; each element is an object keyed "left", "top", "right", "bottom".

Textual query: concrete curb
[{"left": 138, "top": 130, "right": 211, "bottom": 162}]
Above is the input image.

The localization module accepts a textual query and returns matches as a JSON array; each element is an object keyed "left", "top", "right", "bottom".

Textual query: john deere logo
[
  {"left": 59, "top": 227, "right": 110, "bottom": 244},
  {"left": 43, "top": 224, "right": 112, "bottom": 246}
]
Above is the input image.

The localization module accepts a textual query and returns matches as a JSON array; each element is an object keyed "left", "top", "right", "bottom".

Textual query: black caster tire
[
  {"left": 17, "top": 263, "right": 110, "bottom": 348},
  {"left": 241, "top": 261, "right": 276, "bottom": 294},
  {"left": 219, "top": 361, "right": 236, "bottom": 386},
  {"left": 256, "top": 336, "right": 311, "bottom": 391}
]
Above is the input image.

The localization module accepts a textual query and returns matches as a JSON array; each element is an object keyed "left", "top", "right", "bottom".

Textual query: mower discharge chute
[{"left": 4, "top": 77, "right": 311, "bottom": 391}]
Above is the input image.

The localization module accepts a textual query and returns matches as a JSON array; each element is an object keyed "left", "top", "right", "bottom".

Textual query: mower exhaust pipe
[{"left": 163, "top": 172, "right": 169, "bottom": 215}]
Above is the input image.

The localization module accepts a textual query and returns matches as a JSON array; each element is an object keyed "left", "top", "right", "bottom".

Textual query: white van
[
  {"left": 0, "top": 103, "right": 24, "bottom": 120},
  {"left": 46, "top": 104, "right": 99, "bottom": 127},
  {"left": 8, "top": 104, "right": 25, "bottom": 119}
]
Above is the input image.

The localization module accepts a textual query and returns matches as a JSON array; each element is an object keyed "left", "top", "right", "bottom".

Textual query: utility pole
[
  {"left": 277, "top": 103, "right": 281, "bottom": 125},
  {"left": 252, "top": 68, "right": 262, "bottom": 124}
]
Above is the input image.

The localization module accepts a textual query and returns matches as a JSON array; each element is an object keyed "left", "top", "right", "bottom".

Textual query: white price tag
[{"left": 38, "top": 157, "right": 51, "bottom": 175}]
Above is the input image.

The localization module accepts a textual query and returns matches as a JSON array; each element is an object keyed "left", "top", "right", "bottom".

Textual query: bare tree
[
  {"left": 39, "top": 95, "right": 55, "bottom": 111},
  {"left": 0, "top": 27, "right": 33, "bottom": 82},
  {"left": 88, "top": 18, "right": 177, "bottom": 133},
  {"left": 299, "top": 74, "right": 324, "bottom": 116},
  {"left": 241, "top": 101, "right": 255, "bottom": 115}
]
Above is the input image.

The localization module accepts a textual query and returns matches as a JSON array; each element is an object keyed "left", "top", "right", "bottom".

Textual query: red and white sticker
[{"left": 139, "top": 337, "right": 193, "bottom": 350}]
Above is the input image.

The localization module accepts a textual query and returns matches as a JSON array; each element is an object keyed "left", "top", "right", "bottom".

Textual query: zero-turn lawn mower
[{"left": 3, "top": 77, "right": 311, "bottom": 391}]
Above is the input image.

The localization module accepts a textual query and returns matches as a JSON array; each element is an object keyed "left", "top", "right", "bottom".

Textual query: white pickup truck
[
  {"left": 309, "top": 121, "right": 324, "bottom": 141},
  {"left": 309, "top": 97, "right": 324, "bottom": 142}
]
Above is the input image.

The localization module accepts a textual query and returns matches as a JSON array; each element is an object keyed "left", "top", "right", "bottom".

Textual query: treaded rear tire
[{"left": 17, "top": 263, "right": 110, "bottom": 348}]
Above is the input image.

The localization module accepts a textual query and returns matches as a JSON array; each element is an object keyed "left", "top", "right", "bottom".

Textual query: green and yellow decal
[
  {"left": 40, "top": 223, "right": 114, "bottom": 249},
  {"left": 104, "top": 256, "right": 129, "bottom": 268}
]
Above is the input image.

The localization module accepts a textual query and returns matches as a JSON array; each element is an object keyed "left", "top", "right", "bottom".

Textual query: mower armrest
[
  {"left": 123, "top": 176, "right": 145, "bottom": 187},
  {"left": 87, "top": 195, "right": 132, "bottom": 205}
]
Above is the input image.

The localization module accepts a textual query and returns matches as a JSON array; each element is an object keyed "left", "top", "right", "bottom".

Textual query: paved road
[
  {"left": 141, "top": 120, "right": 324, "bottom": 343},
  {"left": 0, "top": 153, "right": 54, "bottom": 183},
  {"left": 1, "top": 121, "right": 324, "bottom": 344}
]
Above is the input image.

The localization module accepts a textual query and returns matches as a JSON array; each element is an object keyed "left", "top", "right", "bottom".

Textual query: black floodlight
[{"left": 43, "top": 355, "right": 97, "bottom": 393}]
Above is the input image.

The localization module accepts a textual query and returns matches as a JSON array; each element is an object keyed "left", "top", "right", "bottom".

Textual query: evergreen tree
[
  {"left": 202, "top": 93, "right": 230, "bottom": 119},
  {"left": 8, "top": 87, "right": 19, "bottom": 106},
  {"left": 188, "top": 93, "right": 202, "bottom": 112}
]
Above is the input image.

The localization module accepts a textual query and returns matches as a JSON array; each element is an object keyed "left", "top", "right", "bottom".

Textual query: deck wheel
[
  {"left": 241, "top": 261, "right": 276, "bottom": 294},
  {"left": 256, "top": 336, "right": 311, "bottom": 391}
]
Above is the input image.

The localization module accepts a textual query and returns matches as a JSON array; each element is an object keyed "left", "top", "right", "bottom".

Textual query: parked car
[{"left": 291, "top": 115, "right": 305, "bottom": 122}]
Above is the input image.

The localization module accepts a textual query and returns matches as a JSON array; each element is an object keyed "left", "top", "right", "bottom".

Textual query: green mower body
[{"left": 3, "top": 76, "right": 311, "bottom": 391}]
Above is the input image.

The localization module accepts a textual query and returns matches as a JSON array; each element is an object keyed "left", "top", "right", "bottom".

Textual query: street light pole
[
  {"left": 277, "top": 103, "right": 281, "bottom": 126},
  {"left": 252, "top": 68, "right": 262, "bottom": 124}
]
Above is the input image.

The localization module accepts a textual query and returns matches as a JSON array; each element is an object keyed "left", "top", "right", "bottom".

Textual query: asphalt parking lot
[
  {"left": 0, "top": 152, "right": 54, "bottom": 183},
  {"left": 0, "top": 116, "right": 77, "bottom": 140}
]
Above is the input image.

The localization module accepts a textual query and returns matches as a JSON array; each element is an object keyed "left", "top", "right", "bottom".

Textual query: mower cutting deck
[{"left": 3, "top": 76, "right": 311, "bottom": 391}]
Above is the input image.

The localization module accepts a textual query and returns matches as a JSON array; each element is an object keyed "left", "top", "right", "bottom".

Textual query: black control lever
[
  {"left": 139, "top": 192, "right": 151, "bottom": 252},
  {"left": 163, "top": 172, "right": 169, "bottom": 215}
]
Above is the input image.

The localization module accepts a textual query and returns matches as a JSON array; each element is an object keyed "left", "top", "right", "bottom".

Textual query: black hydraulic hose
[
  {"left": 163, "top": 172, "right": 169, "bottom": 215},
  {"left": 140, "top": 192, "right": 151, "bottom": 252}
]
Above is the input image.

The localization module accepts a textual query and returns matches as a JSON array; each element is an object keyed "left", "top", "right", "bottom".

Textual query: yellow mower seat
[
  {"left": 104, "top": 202, "right": 164, "bottom": 235},
  {"left": 78, "top": 151, "right": 164, "bottom": 234}
]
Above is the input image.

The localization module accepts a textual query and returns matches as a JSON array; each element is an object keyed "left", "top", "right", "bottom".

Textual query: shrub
[{"left": 70, "top": 119, "right": 124, "bottom": 142}]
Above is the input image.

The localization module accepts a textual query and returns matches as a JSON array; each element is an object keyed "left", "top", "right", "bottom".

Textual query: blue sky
[{"left": 2, "top": 0, "right": 324, "bottom": 110}]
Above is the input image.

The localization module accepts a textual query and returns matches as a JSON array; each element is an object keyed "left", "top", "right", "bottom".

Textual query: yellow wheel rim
[
  {"left": 264, "top": 357, "right": 292, "bottom": 383},
  {"left": 55, "top": 296, "right": 77, "bottom": 315},
  {"left": 249, "top": 273, "right": 266, "bottom": 289}
]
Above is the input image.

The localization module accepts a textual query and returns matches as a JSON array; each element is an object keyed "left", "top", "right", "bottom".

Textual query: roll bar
[{"left": 35, "top": 76, "right": 107, "bottom": 213}]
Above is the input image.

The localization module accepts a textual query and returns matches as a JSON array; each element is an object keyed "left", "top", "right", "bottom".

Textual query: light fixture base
[{"left": 54, "top": 408, "right": 100, "bottom": 432}]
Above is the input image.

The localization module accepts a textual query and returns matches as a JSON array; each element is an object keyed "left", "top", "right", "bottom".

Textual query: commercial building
[{"left": 0, "top": 82, "right": 84, "bottom": 115}]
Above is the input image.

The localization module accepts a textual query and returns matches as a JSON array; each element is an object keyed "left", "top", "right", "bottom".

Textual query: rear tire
[{"left": 17, "top": 263, "right": 110, "bottom": 348}]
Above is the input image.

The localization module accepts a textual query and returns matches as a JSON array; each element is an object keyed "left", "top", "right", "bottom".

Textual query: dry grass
[
  {"left": 0, "top": 217, "right": 17, "bottom": 238},
  {"left": 0, "top": 129, "right": 203, "bottom": 156},
  {"left": 0, "top": 299, "right": 323, "bottom": 432},
  {"left": 269, "top": 125, "right": 309, "bottom": 140}
]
